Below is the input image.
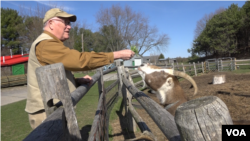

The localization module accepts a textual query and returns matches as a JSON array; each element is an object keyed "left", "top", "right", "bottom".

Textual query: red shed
[{"left": 1, "top": 54, "right": 29, "bottom": 76}]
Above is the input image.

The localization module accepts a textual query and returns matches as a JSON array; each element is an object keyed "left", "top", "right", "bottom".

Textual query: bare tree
[
  {"left": 96, "top": 4, "right": 169, "bottom": 56},
  {"left": 194, "top": 7, "right": 226, "bottom": 39},
  {"left": 17, "top": 4, "right": 48, "bottom": 50},
  {"left": 149, "top": 52, "right": 160, "bottom": 65}
]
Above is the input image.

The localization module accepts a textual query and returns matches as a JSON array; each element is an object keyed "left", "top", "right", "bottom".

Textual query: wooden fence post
[
  {"left": 97, "top": 67, "right": 109, "bottom": 141},
  {"left": 175, "top": 96, "right": 233, "bottom": 141},
  {"left": 217, "top": 60, "right": 220, "bottom": 72},
  {"left": 117, "top": 65, "right": 127, "bottom": 111},
  {"left": 172, "top": 63, "right": 175, "bottom": 71},
  {"left": 35, "top": 63, "right": 81, "bottom": 141},
  {"left": 221, "top": 59, "right": 223, "bottom": 71},
  {"left": 230, "top": 58, "right": 233, "bottom": 71},
  {"left": 234, "top": 58, "right": 237, "bottom": 70},
  {"left": 193, "top": 62, "right": 197, "bottom": 76},
  {"left": 98, "top": 68, "right": 104, "bottom": 100},
  {"left": 207, "top": 61, "right": 210, "bottom": 72},
  {"left": 202, "top": 62, "right": 204, "bottom": 73},
  {"left": 117, "top": 66, "right": 136, "bottom": 132},
  {"left": 182, "top": 63, "right": 185, "bottom": 73},
  {"left": 189, "top": 62, "right": 191, "bottom": 74},
  {"left": 125, "top": 68, "right": 137, "bottom": 132},
  {"left": 116, "top": 60, "right": 123, "bottom": 97}
]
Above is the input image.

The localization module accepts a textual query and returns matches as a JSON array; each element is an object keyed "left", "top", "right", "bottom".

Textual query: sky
[{"left": 1, "top": 0, "right": 247, "bottom": 58}]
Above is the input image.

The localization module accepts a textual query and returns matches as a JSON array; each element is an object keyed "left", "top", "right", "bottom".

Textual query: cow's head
[{"left": 138, "top": 63, "right": 198, "bottom": 96}]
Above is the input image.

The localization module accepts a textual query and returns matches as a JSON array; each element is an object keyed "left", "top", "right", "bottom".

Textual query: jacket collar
[{"left": 43, "top": 30, "right": 63, "bottom": 44}]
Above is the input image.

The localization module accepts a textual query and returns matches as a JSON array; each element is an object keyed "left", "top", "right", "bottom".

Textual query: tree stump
[
  {"left": 175, "top": 96, "right": 233, "bottom": 141},
  {"left": 213, "top": 74, "right": 226, "bottom": 84}
]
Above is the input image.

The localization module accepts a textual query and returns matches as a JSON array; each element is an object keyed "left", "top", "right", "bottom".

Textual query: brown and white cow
[{"left": 138, "top": 63, "right": 198, "bottom": 116}]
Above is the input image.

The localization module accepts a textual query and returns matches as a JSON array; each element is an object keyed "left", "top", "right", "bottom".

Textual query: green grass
[
  {"left": 73, "top": 71, "right": 96, "bottom": 78},
  {"left": 73, "top": 70, "right": 118, "bottom": 78},
  {"left": 231, "top": 68, "right": 250, "bottom": 74},
  {"left": 1, "top": 100, "right": 33, "bottom": 141}
]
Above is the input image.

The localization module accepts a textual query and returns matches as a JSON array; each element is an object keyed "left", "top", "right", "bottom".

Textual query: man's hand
[
  {"left": 77, "top": 75, "right": 93, "bottom": 87},
  {"left": 113, "top": 49, "right": 135, "bottom": 60}
]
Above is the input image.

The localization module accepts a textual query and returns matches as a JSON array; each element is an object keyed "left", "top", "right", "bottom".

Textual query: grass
[
  {"left": 73, "top": 70, "right": 118, "bottom": 78},
  {"left": 73, "top": 71, "right": 96, "bottom": 78},
  {"left": 231, "top": 68, "right": 250, "bottom": 74},
  {"left": 1, "top": 84, "right": 100, "bottom": 141},
  {"left": 1, "top": 100, "right": 33, "bottom": 141}
]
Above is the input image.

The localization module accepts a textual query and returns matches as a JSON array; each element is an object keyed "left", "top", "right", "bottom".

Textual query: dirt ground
[{"left": 110, "top": 71, "right": 250, "bottom": 141}]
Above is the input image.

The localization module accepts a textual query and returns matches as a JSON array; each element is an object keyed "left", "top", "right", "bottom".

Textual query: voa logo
[{"left": 226, "top": 129, "right": 246, "bottom": 136}]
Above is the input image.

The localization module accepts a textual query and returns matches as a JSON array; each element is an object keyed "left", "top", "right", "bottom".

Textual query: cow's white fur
[
  {"left": 156, "top": 77, "right": 173, "bottom": 104},
  {"left": 139, "top": 64, "right": 174, "bottom": 76}
]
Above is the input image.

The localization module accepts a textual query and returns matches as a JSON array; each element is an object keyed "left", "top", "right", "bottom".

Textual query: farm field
[{"left": 109, "top": 71, "right": 250, "bottom": 141}]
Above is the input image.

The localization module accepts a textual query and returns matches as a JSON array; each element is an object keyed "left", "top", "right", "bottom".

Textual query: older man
[{"left": 25, "top": 8, "right": 135, "bottom": 129}]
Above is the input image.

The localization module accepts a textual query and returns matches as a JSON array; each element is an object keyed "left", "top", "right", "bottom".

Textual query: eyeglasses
[{"left": 51, "top": 19, "right": 71, "bottom": 26}]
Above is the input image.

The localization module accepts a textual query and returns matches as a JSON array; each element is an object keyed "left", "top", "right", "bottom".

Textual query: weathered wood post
[
  {"left": 230, "top": 58, "right": 233, "bottom": 71},
  {"left": 207, "top": 61, "right": 210, "bottom": 72},
  {"left": 202, "top": 62, "right": 204, "bottom": 73},
  {"left": 89, "top": 67, "right": 113, "bottom": 141},
  {"left": 175, "top": 96, "right": 233, "bottom": 141},
  {"left": 189, "top": 62, "right": 191, "bottom": 73},
  {"left": 193, "top": 62, "right": 197, "bottom": 76},
  {"left": 217, "top": 60, "right": 220, "bottom": 72},
  {"left": 117, "top": 65, "right": 127, "bottom": 111},
  {"left": 125, "top": 67, "right": 137, "bottom": 132},
  {"left": 115, "top": 60, "right": 123, "bottom": 97},
  {"left": 172, "top": 62, "right": 175, "bottom": 71},
  {"left": 182, "top": 63, "right": 185, "bottom": 73},
  {"left": 234, "top": 58, "right": 237, "bottom": 70},
  {"left": 98, "top": 68, "right": 104, "bottom": 99},
  {"left": 98, "top": 67, "right": 105, "bottom": 141},
  {"left": 221, "top": 59, "right": 223, "bottom": 71},
  {"left": 35, "top": 63, "right": 82, "bottom": 141}
]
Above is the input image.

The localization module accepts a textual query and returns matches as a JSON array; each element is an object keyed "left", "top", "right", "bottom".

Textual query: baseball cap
[{"left": 43, "top": 8, "right": 76, "bottom": 24}]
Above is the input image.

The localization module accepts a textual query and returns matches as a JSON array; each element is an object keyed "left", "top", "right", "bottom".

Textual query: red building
[{"left": 1, "top": 54, "right": 29, "bottom": 76}]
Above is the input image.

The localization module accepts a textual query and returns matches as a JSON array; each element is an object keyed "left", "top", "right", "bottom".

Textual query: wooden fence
[
  {"left": 156, "top": 58, "right": 250, "bottom": 77},
  {"left": 24, "top": 61, "right": 233, "bottom": 141}
]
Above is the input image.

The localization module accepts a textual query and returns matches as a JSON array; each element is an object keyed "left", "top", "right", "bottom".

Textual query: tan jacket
[
  {"left": 25, "top": 31, "right": 114, "bottom": 113},
  {"left": 36, "top": 31, "right": 114, "bottom": 71}
]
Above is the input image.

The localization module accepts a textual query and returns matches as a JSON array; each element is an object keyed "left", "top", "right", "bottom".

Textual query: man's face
[{"left": 51, "top": 17, "right": 71, "bottom": 41}]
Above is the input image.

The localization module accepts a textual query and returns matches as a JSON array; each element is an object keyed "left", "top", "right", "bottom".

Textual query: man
[{"left": 25, "top": 8, "right": 135, "bottom": 129}]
